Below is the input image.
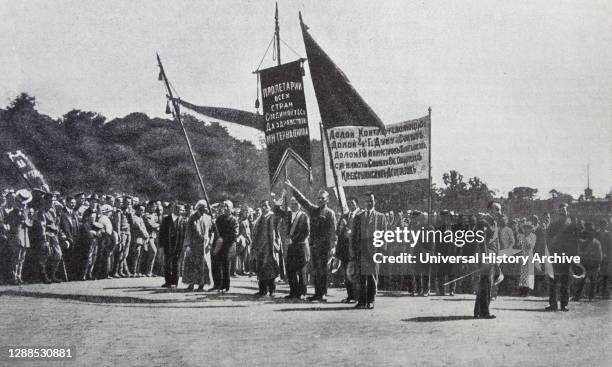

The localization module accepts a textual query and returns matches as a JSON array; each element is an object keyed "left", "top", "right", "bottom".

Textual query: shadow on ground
[{"left": 402, "top": 315, "right": 476, "bottom": 322}]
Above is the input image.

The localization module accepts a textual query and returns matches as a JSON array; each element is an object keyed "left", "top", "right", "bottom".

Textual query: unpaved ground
[{"left": 0, "top": 276, "right": 610, "bottom": 367}]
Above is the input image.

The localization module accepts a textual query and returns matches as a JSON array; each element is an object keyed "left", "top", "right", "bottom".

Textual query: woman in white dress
[{"left": 517, "top": 220, "right": 537, "bottom": 296}]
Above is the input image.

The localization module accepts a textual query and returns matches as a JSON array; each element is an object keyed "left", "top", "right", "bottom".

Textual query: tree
[
  {"left": 509, "top": 186, "right": 538, "bottom": 201},
  {"left": 549, "top": 189, "right": 573, "bottom": 202}
]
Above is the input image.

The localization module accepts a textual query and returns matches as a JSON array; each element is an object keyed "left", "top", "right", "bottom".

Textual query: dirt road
[{"left": 0, "top": 276, "right": 610, "bottom": 367}]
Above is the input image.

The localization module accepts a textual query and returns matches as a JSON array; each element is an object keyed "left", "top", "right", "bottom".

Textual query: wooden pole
[
  {"left": 275, "top": 2, "right": 281, "bottom": 66},
  {"left": 156, "top": 54, "right": 216, "bottom": 228},
  {"left": 427, "top": 107, "right": 432, "bottom": 226},
  {"left": 320, "top": 122, "right": 344, "bottom": 209}
]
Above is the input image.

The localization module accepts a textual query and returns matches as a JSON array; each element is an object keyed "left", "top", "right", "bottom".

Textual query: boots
[
  {"left": 40, "top": 264, "right": 52, "bottom": 284},
  {"left": 49, "top": 260, "right": 62, "bottom": 283}
]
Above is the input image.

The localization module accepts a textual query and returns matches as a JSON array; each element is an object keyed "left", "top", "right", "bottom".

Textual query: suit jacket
[
  {"left": 159, "top": 214, "right": 185, "bottom": 256},
  {"left": 337, "top": 209, "right": 362, "bottom": 263},
  {"left": 352, "top": 209, "right": 387, "bottom": 276},
  {"left": 215, "top": 214, "right": 239, "bottom": 253},
  {"left": 274, "top": 207, "right": 310, "bottom": 269},
  {"left": 548, "top": 218, "right": 577, "bottom": 256},
  {"left": 291, "top": 188, "right": 336, "bottom": 249},
  {"left": 60, "top": 209, "right": 79, "bottom": 247}
]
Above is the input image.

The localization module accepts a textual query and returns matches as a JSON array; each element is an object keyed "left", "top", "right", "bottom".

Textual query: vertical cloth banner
[
  {"left": 259, "top": 60, "right": 311, "bottom": 183},
  {"left": 5, "top": 150, "right": 49, "bottom": 190},
  {"left": 323, "top": 115, "right": 430, "bottom": 187}
]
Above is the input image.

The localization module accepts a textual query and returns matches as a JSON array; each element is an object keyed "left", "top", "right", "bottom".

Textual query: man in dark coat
[
  {"left": 351, "top": 192, "right": 387, "bottom": 309},
  {"left": 59, "top": 196, "right": 80, "bottom": 280},
  {"left": 546, "top": 203, "right": 577, "bottom": 311},
  {"left": 473, "top": 216, "right": 498, "bottom": 319},
  {"left": 274, "top": 196, "right": 310, "bottom": 299},
  {"left": 210, "top": 200, "right": 239, "bottom": 292},
  {"left": 434, "top": 210, "right": 457, "bottom": 296},
  {"left": 35, "top": 193, "right": 63, "bottom": 283},
  {"left": 336, "top": 196, "right": 361, "bottom": 303},
  {"left": 285, "top": 179, "right": 336, "bottom": 302},
  {"left": 159, "top": 203, "right": 186, "bottom": 288}
]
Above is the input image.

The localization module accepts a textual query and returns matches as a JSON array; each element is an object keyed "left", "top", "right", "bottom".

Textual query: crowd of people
[{"left": 1, "top": 182, "right": 610, "bottom": 318}]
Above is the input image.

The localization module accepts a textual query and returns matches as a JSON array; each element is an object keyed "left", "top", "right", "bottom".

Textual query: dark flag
[
  {"left": 6, "top": 150, "right": 49, "bottom": 191},
  {"left": 259, "top": 60, "right": 312, "bottom": 183},
  {"left": 300, "top": 14, "right": 385, "bottom": 130},
  {"left": 174, "top": 98, "right": 265, "bottom": 132}
]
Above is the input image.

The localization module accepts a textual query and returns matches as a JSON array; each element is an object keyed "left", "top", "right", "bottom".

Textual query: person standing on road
[
  {"left": 351, "top": 192, "right": 387, "bottom": 309},
  {"left": 284, "top": 179, "right": 336, "bottom": 302}
]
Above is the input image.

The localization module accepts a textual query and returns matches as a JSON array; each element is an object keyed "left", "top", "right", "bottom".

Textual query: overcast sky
[{"left": 1, "top": 0, "right": 610, "bottom": 198}]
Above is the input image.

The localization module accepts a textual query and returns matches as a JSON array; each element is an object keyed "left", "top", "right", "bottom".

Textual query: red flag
[{"left": 300, "top": 13, "right": 385, "bottom": 130}]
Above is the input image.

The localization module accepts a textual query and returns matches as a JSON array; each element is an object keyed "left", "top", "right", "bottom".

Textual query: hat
[
  {"left": 195, "top": 199, "right": 206, "bottom": 210},
  {"left": 75, "top": 192, "right": 85, "bottom": 197},
  {"left": 328, "top": 257, "right": 342, "bottom": 274},
  {"left": 99, "top": 204, "right": 114, "bottom": 214},
  {"left": 52, "top": 190, "right": 61, "bottom": 196},
  {"left": 15, "top": 189, "right": 32, "bottom": 204},
  {"left": 490, "top": 202, "right": 502, "bottom": 212},
  {"left": 569, "top": 262, "right": 586, "bottom": 279},
  {"left": 411, "top": 210, "right": 422, "bottom": 217},
  {"left": 89, "top": 194, "right": 100, "bottom": 201}
]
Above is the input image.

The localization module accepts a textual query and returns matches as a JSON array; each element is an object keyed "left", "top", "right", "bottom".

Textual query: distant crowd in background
[{"left": 1, "top": 183, "right": 610, "bottom": 315}]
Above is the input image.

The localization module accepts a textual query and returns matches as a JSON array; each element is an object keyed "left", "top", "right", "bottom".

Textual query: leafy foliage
[{"left": 1, "top": 93, "right": 328, "bottom": 206}]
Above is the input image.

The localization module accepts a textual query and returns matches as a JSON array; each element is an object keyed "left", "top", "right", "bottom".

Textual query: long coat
[
  {"left": 252, "top": 211, "right": 280, "bottom": 281},
  {"left": 351, "top": 209, "right": 387, "bottom": 276},
  {"left": 159, "top": 214, "right": 186, "bottom": 257},
  {"left": 182, "top": 212, "right": 213, "bottom": 286}
]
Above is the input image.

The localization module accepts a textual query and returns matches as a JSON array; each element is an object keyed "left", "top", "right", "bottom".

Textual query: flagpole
[
  {"left": 156, "top": 54, "right": 216, "bottom": 227},
  {"left": 427, "top": 107, "right": 432, "bottom": 226},
  {"left": 275, "top": 2, "right": 281, "bottom": 66},
  {"left": 320, "top": 122, "right": 345, "bottom": 209}
]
